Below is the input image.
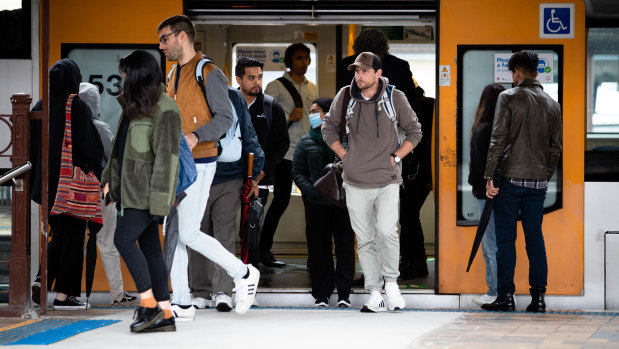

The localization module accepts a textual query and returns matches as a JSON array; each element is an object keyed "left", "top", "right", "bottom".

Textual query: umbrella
[
  {"left": 163, "top": 192, "right": 186, "bottom": 276},
  {"left": 466, "top": 160, "right": 504, "bottom": 272},
  {"left": 85, "top": 220, "right": 102, "bottom": 306},
  {"left": 239, "top": 153, "right": 257, "bottom": 265}
]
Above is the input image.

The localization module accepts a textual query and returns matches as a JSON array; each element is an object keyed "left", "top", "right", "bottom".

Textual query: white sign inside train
[
  {"left": 236, "top": 46, "right": 289, "bottom": 71},
  {"left": 494, "top": 53, "right": 555, "bottom": 83},
  {"left": 539, "top": 3, "right": 575, "bottom": 39}
]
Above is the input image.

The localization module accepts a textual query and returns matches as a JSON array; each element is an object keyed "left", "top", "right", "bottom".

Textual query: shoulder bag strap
[
  {"left": 276, "top": 77, "right": 303, "bottom": 109},
  {"left": 62, "top": 94, "right": 77, "bottom": 160},
  {"left": 339, "top": 87, "right": 351, "bottom": 140}
]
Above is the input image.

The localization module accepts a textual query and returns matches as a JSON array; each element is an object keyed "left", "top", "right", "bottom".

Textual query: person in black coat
[
  {"left": 337, "top": 29, "right": 420, "bottom": 113},
  {"left": 292, "top": 98, "right": 355, "bottom": 308},
  {"left": 29, "top": 58, "right": 104, "bottom": 309},
  {"left": 468, "top": 83, "right": 506, "bottom": 306}
]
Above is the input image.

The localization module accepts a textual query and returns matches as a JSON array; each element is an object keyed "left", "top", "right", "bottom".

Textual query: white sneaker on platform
[
  {"left": 171, "top": 304, "right": 195, "bottom": 321},
  {"left": 215, "top": 292, "right": 233, "bottom": 312},
  {"left": 473, "top": 294, "right": 497, "bottom": 306},
  {"left": 233, "top": 265, "right": 260, "bottom": 315},
  {"left": 385, "top": 282, "right": 406, "bottom": 311},
  {"left": 192, "top": 296, "right": 211, "bottom": 309},
  {"left": 360, "top": 291, "right": 387, "bottom": 313}
]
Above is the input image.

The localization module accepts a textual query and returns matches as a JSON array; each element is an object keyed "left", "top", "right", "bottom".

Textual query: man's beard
[
  {"left": 358, "top": 79, "right": 376, "bottom": 91},
  {"left": 244, "top": 87, "right": 262, "bottom": 97}
]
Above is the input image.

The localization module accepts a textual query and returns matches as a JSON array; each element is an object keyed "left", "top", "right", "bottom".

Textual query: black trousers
[
  {"left": 260, "top": 159, "right": 292, "bottom": 254},
  {"left": 305, "top": 201, "right": 355, "bottom": 301},
  {"left": 114, "top": 209, "right": 170, "bottom": 302},
  {"left": 47, "top": 214, "right": 87, "bottom": 296},
  {"left": 399, "top": 178, "right": 430, "bottom": 266}
]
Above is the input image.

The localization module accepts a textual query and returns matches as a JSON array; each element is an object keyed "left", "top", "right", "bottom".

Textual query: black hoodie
[{"left": 30, "top": 58, "right": 104, "bottom": 212}]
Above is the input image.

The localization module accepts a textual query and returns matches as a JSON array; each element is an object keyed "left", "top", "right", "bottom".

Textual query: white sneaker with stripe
[
  {"left": 233, "top": 265, "right": 260, "bottom": 315},
  {"left": 360, "top": 291, "right": 387, "bottom": 313}
]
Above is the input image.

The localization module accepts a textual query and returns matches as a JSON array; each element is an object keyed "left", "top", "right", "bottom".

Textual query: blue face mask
[{"left": 309, "top": 112, "right": 323, "bottom": 129}]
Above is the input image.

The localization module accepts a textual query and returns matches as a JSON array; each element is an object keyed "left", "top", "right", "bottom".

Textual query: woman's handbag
[
  {"left": 50, "top": 94, "right": 103, "bottom": 224},
  {"left": 313, "top": 161, "right": 346, "bottom": 209}
]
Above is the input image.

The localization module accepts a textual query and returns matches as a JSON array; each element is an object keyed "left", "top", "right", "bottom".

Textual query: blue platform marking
[{"left": 3, "top": 319, "right": 120, "bottom": 345}]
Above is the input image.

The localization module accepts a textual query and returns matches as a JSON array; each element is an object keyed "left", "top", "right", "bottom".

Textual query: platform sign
[
  {"left": 495, "top": 53, "right": 554, "bottom": 83},
  {"left": 236, "top": 45, "right": 288, "bottom": 71},
  {"left": 540, "top": 3, "right": 574, "bottom": 39}
]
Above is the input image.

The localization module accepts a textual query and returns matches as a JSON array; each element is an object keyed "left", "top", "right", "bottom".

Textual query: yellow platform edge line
[{"left": 0, "top": 319, "right": 42, "bottom": 332}]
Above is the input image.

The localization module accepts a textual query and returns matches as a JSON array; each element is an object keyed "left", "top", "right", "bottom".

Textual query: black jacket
[
  {"left": 469, "top": 120, "right": 493, "bottom": 199},
  {"left": 29, "top": 58, "right": 104, "bottom": 212},
  {"left": 248, "top": 93, "right": 289, "bottom": 185},
  {"left": 292, "top": 132, "right": 334, "bottom": 205},
  {"left": 403, "top": 88, "right": 434, "bottom": 186},
  {"left": 338, "top": 53, "right": 420, "bottom": 113}
]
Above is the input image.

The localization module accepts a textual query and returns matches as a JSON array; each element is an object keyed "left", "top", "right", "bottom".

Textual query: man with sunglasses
[{"left": 157, "top": 15, "right": 260, "bottom": 321}]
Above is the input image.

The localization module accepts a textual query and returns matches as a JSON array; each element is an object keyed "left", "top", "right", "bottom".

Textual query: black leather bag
[{"left": 313, "top": 161, "right": 346, "bottom": 209}]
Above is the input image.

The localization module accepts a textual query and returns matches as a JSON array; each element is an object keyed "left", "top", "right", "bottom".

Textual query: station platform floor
[{"left": 2, "top": 303, "right": 619, "bottom": 348}]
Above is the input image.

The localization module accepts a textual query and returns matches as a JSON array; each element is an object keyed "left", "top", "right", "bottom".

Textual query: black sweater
[{"left": 468, "top": 120, "right": 492, "bottom": 199}]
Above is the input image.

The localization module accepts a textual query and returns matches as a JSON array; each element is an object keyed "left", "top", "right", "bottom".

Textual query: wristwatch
[{"left": 391, "top": 153, "right": 401, "bottom": 163}]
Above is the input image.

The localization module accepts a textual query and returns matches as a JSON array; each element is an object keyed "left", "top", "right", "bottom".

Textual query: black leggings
[
  {"left": 47, "top": 214, "right": 87, "bottom": 296},
  {"left": 260, "top": 159, "right": 293, "bottom": 253},
  {"left": 114, "top": 209, "right": 169, "bottom": 302}
]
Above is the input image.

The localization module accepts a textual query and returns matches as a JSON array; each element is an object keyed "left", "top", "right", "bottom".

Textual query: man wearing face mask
[
  {"left": 292, "top": 98, "right": 355, "bottom": 308},
  {"left": 262, "top": 43, "right": 317, "bottom": 267}
]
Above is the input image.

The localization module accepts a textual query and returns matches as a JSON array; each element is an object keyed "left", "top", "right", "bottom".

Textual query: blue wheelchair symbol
[{"left": 544, "top": 8, "right": 570, "bottom": 35}]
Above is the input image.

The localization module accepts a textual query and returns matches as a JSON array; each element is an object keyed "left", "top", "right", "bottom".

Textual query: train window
[
  {"left": 0, "top": 0, "right": 30, "bottom": 59},
  {"left": 587, "top": 28, "right": 619, "bottom": 149},
  {"left": 389, "top": 43, "right": 435, "bottom": 98},
  {"left": 231, "top": 43, "right": 317, "bottom": 91},
  {"left": 456, "top": 46, "right": 563, "bottom": 225}
]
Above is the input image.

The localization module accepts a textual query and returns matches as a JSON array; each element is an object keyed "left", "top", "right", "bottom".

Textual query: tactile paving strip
[{"left": 0, "top": 319, "right": 120, "bottom": 345}]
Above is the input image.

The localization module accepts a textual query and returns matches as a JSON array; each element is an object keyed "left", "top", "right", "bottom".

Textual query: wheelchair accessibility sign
[{"left": 540, "top": 3, "right": 574, "bottom": 39}]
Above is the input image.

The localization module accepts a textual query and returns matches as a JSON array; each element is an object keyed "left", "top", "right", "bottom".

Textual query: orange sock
[
  {"left": 163, "top": 308, "right": 173, "bottom": 319},
  {"left": 140, "top": 296, "right": 157, "bottom": 308}
]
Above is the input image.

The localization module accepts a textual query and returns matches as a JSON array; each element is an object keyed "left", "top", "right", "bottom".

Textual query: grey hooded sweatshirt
[
  {"left": 322, "top": 76, "right": 422, "bottom": 187},
  {"left": 79, "top": 82, "right": 113, "bottom": 164}
]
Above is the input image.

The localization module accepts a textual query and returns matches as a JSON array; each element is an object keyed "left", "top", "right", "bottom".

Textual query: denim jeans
[
  {"left": 477, "top": 199, "right": 497, "bottom": 296},
  {"left": 493, "top": 179, "right": 548, "bottom": 295},
  {"left": 171, "top": 162, "right": 247, "bottom": 306}
]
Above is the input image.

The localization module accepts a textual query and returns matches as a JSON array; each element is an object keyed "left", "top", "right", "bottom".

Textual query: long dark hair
[
  {"left": 119, "top": 50, "right": 162, "bottom": 118},
  {"left": 471, "top": 84, "right": 506, "bottom": 144}
]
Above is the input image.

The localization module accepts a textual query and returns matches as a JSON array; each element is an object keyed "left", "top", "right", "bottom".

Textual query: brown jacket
[
  {"left": 484, "top": 79, "right": 562, "bottom": 181},
  {"left": 165, "top": 52, "right": 233, "bottom": 159},
  {"left": 322, "top": 76, "right": 422, "bottom": 187}
]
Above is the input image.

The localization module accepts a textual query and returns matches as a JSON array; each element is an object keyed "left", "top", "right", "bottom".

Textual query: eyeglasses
[{"left": 159, "top": 31, "right": 178, "bottom": 44}]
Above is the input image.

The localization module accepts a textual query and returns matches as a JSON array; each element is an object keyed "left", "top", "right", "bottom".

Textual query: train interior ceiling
[{"left": 187, "top": 3, "right": 438, "bottom": 291}]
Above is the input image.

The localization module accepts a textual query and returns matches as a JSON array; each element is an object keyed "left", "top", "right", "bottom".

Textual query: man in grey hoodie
[{"left": 322, "top": 52, "right": 422, "bottom": 313}]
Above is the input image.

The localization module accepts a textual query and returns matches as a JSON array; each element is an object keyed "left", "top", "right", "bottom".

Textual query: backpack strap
[
  {"left": 339, "top": 87, "right": 351, "bottom": 140},
  {"left": 263, "top": 94, "right": 274, "bottom": 131},
  {"left": 195, "top": 58, "right": 214, "bottom": 116},
  {"left": 276, "top": 77, "right": 303, "bottom": 109}
]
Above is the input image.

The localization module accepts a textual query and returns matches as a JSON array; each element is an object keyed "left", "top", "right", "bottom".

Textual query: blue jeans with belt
[{"left": 493, "top": 179, "right": 548, "bottom": 295}]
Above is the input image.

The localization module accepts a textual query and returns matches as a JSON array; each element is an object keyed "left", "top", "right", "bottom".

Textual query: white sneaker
[
  {"left": 192, "top": 296, "right": 211, "bottom": 309},
  {"left": 171, "top": 304, "right": 195, "bottom": 321},
  {"left": 233, "top": 265, "right": 260, "bottom": 315},
  {"left": 360, "top": 291, "right": 387, "bottom": 313},
  {"left": 385, "top": 282, "right": 406, "bottom": 311},
  {"left": 215, "top": 292, "right": 233, "bottom": 312},
  {"left": 472, "top": 294, "right": 497, "bottom": 306}
]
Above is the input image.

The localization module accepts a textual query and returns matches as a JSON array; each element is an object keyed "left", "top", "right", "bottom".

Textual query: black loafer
[
  {"left": 130, "top": 306, "right": 164, "bottom": 333},
  {"left": 141, "top": 316, "right": 176, "bottom": 333}
]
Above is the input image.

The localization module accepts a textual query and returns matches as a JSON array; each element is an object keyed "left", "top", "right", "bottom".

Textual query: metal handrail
[{"left": 0, "top": 162, "right": 32, "bottom": 185}]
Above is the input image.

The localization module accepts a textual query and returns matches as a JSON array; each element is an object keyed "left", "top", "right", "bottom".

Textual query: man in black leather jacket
[{"left": 481, "top": 50, "right": 562, "bottom": 313}]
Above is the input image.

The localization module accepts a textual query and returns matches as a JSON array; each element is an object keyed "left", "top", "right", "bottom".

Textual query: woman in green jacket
[{"left": 102, "top": 50, "right": 181, "bottom": 333}]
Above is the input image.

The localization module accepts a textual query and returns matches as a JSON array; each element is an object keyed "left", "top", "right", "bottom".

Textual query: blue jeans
[
  {"left": 494, "top": 179, "right": 548, "bottom": 295},
  {"left": 477, "top": 199, "right": 497, "bottom": 296}
]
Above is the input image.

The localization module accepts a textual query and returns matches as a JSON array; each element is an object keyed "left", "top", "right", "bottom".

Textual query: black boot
[
  {"left": 130, "top": 305, "right": 164, "bottom": 333},
  {"left": 526, "top": 287, "right": 546, "bottom": 313},
  {"left": 141, "top": 316, "right": 176, "bottom": 333},
  {"left": 481, "top": 293, "right": 515, "bottom": 312}
]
